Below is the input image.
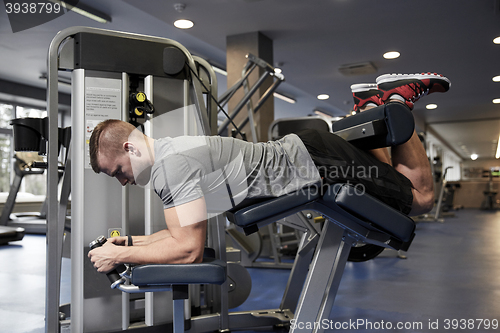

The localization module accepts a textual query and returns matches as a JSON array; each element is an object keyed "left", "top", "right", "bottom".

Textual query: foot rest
[
  {"left": 130, "top": 258, "right": 227, "bottom": 286},
  {"left": 332, "top": 102, "right": 414, "bottom": 150}
]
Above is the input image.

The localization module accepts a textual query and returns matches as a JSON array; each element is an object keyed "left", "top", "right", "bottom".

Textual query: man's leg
[
  {"left": 378, "top": 73, "right": 450, "bottom": 215},
  {"left": 392, "top": 130, "right": 434, "bottom": 215},
  {"left": 350, "top": 72, "right": 451, "bottom": 215}
]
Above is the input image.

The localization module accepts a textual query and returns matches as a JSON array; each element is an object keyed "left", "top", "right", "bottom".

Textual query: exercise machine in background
[
  {"left": 0, "top": 118, "right": 70, "bottom": 243},
  {"left": 0, "top": 152, "right": 49, "bottom": 234},
  {"left": 217, "top": 53, "right": 284, "bottom": 141},
  {"left": 481, "top": 170, "right": 498, "bottom": 210}
]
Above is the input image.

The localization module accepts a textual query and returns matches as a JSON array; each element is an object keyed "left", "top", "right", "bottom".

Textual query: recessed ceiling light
[
  {"left": 426, "top": 104, "right": 438, "bottom": 109},
  {"left": 494, "top": 98, "right": 500, "bottom": 104},
  {"left": 470, "top": 153, "right": 478, "bottom": 160},
  {"left": 493, "top": 76, "right": 500, "bottom": 82},
  {"left": 317, "top": 94, "right": 329, "bottom": 100},
  {"left": 174, "top": 19, "right": 194, "bottom": 29},
  {"left": 383, "top": 51, "right": 400, "bottom": 59},
  {"left": 494, "top": 36, "right": 500, "bottom": 44}
]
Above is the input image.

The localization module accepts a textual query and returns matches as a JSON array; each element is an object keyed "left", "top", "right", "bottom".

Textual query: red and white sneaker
[
  {"left": 351, "top": 83, "right": 382, "bottom": 112},
  {"left": 376, "top": 72, "right": 451, "bottom": 109}
]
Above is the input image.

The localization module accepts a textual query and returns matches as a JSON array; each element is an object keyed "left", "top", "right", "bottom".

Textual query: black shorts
[{"left": 296, "top": 129, "right": 413, "bottom": 215}]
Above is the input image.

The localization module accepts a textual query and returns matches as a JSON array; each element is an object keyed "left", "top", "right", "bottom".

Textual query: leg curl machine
[{"left": 101, "top": 102, "right": 416, "bottom": 333}]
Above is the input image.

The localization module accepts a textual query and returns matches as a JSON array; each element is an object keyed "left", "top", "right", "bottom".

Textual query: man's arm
[
  {"left": 89, "top": 197, "right": 208, "bottom": 273},
  {"left": 108, "top": 229, "right": 172, "bottom": 246}
]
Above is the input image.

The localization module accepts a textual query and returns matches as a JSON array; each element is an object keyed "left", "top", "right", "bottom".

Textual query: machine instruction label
[{"left": 84, "top": 77, "right": 122, "bottom": 169}]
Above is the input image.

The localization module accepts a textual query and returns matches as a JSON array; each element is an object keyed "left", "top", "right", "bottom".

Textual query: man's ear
[{"left": 123, "top": 142, "right": 136, "bottom": 154}]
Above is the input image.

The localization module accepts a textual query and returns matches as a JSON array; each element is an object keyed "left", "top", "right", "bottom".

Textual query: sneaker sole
[
  {"left": 376, "top": 72, "right": 451, "bottom": 87},
  {"left": 350, "top": 83, "right": 377, "bottom": 93}
]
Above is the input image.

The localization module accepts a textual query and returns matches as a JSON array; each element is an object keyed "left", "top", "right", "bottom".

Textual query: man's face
[
  {"left": 98, "top": 145, "right": 153, "bottom": 187},
  {"left": 98, "top": 151, "right": 137, "bottom": 186}
]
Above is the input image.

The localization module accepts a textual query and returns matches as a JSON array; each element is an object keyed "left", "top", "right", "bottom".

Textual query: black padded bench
[{"left": 227, "top": 184, "right": 415, "bottom": 250}]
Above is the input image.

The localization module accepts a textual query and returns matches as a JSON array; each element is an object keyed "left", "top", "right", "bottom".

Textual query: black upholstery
[
  {"left": 131, "top": 258, "right": 226, "bottom": 286},
  {"left": 332, "top": 102, "right": 414, "bottom": 150}
]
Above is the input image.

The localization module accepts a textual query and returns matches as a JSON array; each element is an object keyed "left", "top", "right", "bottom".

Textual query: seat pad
[{"left": 131, "top": 258, "right": 226, "bottom": 286}]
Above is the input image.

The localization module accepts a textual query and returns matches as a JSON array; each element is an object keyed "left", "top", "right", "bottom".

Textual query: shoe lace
[{"left": 407, "top": 82, "right": 429, "bottom": 102}]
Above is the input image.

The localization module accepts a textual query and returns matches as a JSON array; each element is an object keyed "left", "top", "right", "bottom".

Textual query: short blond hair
[{"left": 89, "top": 119, "right": 137, "bottom": 173}]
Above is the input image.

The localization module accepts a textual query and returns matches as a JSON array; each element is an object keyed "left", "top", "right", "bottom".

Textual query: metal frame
[{"left": 46, "top": 26, "right": 213, "bottom": 333}]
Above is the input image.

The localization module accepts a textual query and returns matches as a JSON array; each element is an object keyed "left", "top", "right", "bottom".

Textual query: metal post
[
  {"left": 46, "top": 27, "right": 66, "bottom": 333},
  {"left": 144, "top": 75, "right": 154, "bottom": 326},
  {"left": 121, "top": 72, "right": 130, "bottom": 330},
  {"left": 291, "top": 221, "right": 353, "bottom": 333}
]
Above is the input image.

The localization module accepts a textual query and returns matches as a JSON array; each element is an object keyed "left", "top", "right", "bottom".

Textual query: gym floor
[{"left": 1, "top": 209, "right": 500, "bottom": 333}]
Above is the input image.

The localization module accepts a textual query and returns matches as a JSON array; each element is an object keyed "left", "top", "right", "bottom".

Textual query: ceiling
[{"left": 1, "top": 0, "right": 500, "bottom": 162}]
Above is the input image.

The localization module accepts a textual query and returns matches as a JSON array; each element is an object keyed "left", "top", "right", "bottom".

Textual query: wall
[
  {"left": 449, "top": 180, "right": 499, "bottom": 209},
  {"left": 449, "top": 157, "right": 500, "bottom": 209}
]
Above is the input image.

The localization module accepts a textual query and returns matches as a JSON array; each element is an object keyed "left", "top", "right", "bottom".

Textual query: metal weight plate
[
  {"left": 348, "top": 243, "right": 385, "bottom": 262},
  {"left": 227, "top": 262, "right": 252, "bottom": 309}
]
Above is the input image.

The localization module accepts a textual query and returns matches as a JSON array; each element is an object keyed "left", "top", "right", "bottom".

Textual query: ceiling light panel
[
  {"left": 383, "top": 51, "right": 400, "bottom": 59},
  {"left": 174, "top": 19, "right": 194, "bottom": 29}
]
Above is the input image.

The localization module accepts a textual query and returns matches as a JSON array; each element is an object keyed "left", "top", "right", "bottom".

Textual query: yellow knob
[
  {"left": 136, "top": 92, "right": 146, "bottom": 103},
  {"left": 134, "top": 108, "right": 144, "bottom": 116}
]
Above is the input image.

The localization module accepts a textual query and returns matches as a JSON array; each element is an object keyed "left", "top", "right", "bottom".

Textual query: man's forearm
[
  {"left": 131, "top": 229, "right": 171, "bottom": 246},
  {"left": 118, "top": 229, "right": 205, "bottom": 265}
]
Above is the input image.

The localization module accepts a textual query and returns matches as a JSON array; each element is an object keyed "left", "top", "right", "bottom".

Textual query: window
[
  {"left": 0, "top": 104, "right": 13, "bottom": 193},
  {"left": 0, "top": 135, "right": 11, "bottom": 192},
  {"left": 0, "top": 104, "right": 13, "bottom": 128},
  {"left": 0, "top": 103, "right": 48, "bottom": 198},
  {"left": 16, "top": 106, "right": 47, "bottom": 119}
]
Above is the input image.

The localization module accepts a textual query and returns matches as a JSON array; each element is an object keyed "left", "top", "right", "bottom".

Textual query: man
[{"left": 88, "top": 72, "right": 450, "bottom": 273}]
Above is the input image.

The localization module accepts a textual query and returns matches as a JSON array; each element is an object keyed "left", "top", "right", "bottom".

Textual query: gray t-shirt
[{"left": 151, "top": 134, "right": 321, "bottom": 213}]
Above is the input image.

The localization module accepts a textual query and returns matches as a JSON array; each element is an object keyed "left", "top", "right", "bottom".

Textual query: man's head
[{"left": 89, "top": 119, "right": 154, "bottom": 186}]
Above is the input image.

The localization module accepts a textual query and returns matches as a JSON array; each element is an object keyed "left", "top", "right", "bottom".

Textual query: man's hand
[
  {"left": 108, "top": 236, "right": 127, "bottom": 246},
  {"left": 88, "top": 241, "right": 122, "bottom": 273}
]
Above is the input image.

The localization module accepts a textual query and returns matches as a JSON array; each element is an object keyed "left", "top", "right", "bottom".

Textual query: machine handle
[{"left": 89, "top": 235, "right": 127, "bottom": 288}]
